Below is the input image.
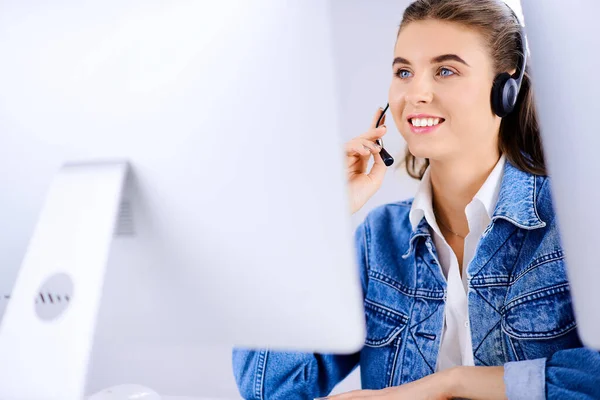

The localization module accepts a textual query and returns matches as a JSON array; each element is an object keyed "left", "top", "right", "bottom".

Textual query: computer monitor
[
  {"left": 0, "top": 1, "right": 365, "bottom": 399},
  {"left": 520, "top": 0, "right": 600, "bottom": 349}
]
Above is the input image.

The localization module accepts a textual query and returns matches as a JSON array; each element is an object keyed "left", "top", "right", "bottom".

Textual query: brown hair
[{"left": 397, "top": 0, "right": 546, "bottom": 179}]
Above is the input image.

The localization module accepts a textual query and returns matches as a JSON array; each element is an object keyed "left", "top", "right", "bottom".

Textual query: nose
[{"left": 404, "top": 75, "right": 434, "bottom": 106}]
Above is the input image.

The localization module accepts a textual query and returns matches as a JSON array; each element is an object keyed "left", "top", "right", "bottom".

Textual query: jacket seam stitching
[
  {"left": 364, "top": 298, "right": 409, "bottom": 322},
  {"left": 533, "top": 176, "right": 547, "bottom": 224},
  {"left": 400, "top": 294, "right": 418, "bottom": 383},
  {"left": 508, "top": 335, "right": 520, "bottom": 360},
  {"left": 510, "top": 251, "right": 564, "bottom": 285},
  {"left": 388, "top": 337, "right": 402, "bottom": 387},
  {"left": 472, "top": 285, "right": 502, "bottom": 314},
  {"left": 502, "top": 320, "right": 577, "bottom": 340},
  {"left": 502, "top": 282, "right": 570, "bottom": 311},
  {"left": 408, "top": 302, "right": 443, "bottom": 330},
  {"left": 410, "top": 330, "right": 435, "bottom": 373},
  {"left": 364, "top": 217, "right": 372, "bottom": 290},
  {"left": 369, "top": 270, "right": 445, "bottom": 298},
  {"left": 471, "top": 227, "right": 518, "bottom": 278},
  {"left": 254, "top": 349, "right": 268, "bottom": 399},
  {"left": 503, "top": 228, "right": 527, "bottom": 306},
  {"left": 473, "top": 319, "right": 501, "bottom": 357}
]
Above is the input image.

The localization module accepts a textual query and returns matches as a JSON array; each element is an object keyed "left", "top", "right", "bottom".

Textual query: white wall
[{"left": 329, "top": 0, "right": 418, "bottom": 232}]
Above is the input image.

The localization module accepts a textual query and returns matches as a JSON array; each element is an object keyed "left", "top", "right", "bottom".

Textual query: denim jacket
[{"left": 232, "top": 160, "right": 600, "bottom": 399}]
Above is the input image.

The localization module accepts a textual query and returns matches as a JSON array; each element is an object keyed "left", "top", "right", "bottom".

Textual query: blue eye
[
  {"left": 439, "top": 67, "right": 455, "bottom": 77},
  {"left": 395, "top": 69, "right": 412, "bottom": 79}
]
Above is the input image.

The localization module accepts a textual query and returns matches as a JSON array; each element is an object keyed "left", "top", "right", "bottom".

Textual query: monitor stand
[{"left": 0, "top": 161, "right": 129, "bottom": 400}]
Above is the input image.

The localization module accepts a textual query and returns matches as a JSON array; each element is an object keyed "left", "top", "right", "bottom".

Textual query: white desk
[{"left": 164, "top": 397, "right": 230, "bottom": 400}]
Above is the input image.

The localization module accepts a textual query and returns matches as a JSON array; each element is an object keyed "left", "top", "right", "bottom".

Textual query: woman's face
[{"left": 389, "top": 20, "right": 502, "bottom": 161}]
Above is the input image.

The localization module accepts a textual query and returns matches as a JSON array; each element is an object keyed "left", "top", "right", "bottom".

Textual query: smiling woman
[
  {"left": 394, "top": 5, "right": 541, "bottom": 181},
  {"left": 232, "top": 1, "right": 600, "bottom": 399}
]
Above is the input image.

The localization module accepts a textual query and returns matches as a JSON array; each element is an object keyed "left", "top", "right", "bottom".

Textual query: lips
[{"left": 406, "top": 114, "right": 445, "bottom": 134}]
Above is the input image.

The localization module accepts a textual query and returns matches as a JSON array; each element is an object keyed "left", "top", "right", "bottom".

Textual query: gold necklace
[{"left": 433, "top": 207, "right": 467, "bottom": 239}]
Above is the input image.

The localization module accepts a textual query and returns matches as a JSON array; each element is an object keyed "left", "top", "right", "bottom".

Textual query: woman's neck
[{"left": 429, "top": 151, "right": 501, "bottom": 237}]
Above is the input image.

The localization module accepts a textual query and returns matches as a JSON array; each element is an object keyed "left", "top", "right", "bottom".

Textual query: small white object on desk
[
  {"left": 87, "top": 385, "right": 225, "bottom": 400},
  {"left": 87, "top": 384, "right": 161, "bottom": 400}
]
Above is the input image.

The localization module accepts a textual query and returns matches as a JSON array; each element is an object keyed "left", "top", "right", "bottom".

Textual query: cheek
[
  {"left": 388, "top": 85, "right": 406, "bottom": 130},
  {"left": 444, "top": 82, "right": 494, "bottom": 131}
]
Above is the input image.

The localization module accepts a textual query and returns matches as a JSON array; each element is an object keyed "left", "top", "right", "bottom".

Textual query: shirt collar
[
  {"left": 404, "top": 156, "right": 546, "bottom": 259},
  {"left": 408, "top": 154, "right": 542, "bottom": 232},
  {"left": 409, "top": 166, "right": 434, "bottom": 231},
  {"left": 473, "top": 154, "right": 506, "bottom": 219}
]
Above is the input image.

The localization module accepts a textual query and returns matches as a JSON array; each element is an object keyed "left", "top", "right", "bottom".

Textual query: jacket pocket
[
  {"left": 364, "top": 298, "right": 408, "bottom": 347},
  {"left": 502, "top": 282, "right": 577, "bottom": 340}
]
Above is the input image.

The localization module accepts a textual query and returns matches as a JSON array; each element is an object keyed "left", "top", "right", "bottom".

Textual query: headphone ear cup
[
  {"left": 503, "top": 78, "right": 519, "bottom": 114},
  {"left": 491, "top": 72, "right": 512, "bottom": 118}
]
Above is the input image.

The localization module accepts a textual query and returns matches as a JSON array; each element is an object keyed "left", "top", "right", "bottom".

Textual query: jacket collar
[
  {"left": 403, "top": 159, "right": 546, "bottom": 259},
  {"left": 491, "top": 159, "right": 546, "bottom": 230}
]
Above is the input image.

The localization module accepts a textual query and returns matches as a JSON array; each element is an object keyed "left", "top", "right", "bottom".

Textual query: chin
[
  {"left": 405, "top": 141, "right": 438, "bottom": 160},
  {"left": 404, "top": 133, "right": 458, "bottom": 161}
]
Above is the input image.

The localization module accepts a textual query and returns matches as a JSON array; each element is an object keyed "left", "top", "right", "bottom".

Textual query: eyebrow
[{"left": 392, "top": 54, "right": 470, "bottom": 67}]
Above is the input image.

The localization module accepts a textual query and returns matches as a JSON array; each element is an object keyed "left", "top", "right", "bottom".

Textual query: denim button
[{"left": 464, "top": 320, "right": 470, "bottom": 328}]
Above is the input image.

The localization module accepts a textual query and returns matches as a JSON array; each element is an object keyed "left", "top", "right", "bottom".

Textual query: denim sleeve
[
  {"left": 231, "top": 221, "right": 371, "bottom": 400},
  {"left": 503, "top": 347, "right": 600, "bottom": 400},
  {"left": 546, "top": 347, "right": 600, "bottom": 400},
  {"left": 504, "top": 358, "right": 546, "bottom": 400}
]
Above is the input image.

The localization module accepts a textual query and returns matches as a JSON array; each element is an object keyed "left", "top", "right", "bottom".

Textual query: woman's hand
[
  {"left": 321, "top": 366, "right": 507, "bottom": 400},
  {"left": 346, "top": 107, "right": 389, "bottom": 214},
  {"left": 320, "top": 368, "right": 454, "bottom": 400}
]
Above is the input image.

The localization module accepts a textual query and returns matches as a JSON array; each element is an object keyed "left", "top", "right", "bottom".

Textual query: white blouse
[{"left": 408, "top": 154, "right": 506, "bottom": 371}]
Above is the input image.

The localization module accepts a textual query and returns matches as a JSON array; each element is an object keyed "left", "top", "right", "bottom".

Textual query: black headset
[{"left": 490, "top": 7, "right": 527, "bottom": 118}]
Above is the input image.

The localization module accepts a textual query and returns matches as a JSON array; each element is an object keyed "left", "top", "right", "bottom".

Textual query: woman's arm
[
  {"left": 232, "top": 349, "right": 360, "bottom": 399},
  {"left": 446, "top": 365, "right": 507, "bottom": 400},
  {"left": 447, "top": 347, "right": 600, "bottom": 400}
]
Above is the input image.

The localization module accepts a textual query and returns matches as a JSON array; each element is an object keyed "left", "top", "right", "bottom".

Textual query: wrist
[{"left": 442, "top": 366, "right": 465, "bottom": 398}]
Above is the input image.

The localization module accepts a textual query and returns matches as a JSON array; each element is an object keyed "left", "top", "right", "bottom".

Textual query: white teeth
[{"left": 410, "top": 117, "right": 442, "bottom": 127}]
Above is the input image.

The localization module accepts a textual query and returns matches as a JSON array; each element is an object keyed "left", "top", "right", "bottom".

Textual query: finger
[
  {"left": 370, "top": 107, "right": 385, "bottom": 129},
  {"left": 379, "top": 114, "right": 386, "bottom": 128},
  {"left": 360, "top": 139, "right": 382, "bottom": 154},
  {"left": 361, "top": 125, "right": 387, "bottom": 141},
  {"left": 345, "top": 138, "right": 379, "bottom": 157},
  {"left": 345, "top": 140, "right": 372, "bottom": 157},
  {"left": 368, "top": 150, "right": 387, "bottom": 183}
]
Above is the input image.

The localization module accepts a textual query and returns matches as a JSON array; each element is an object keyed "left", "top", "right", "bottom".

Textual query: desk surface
[
  {"left": 164, "top": 397, "right": 238, "bottom": 400},
  {"left": 164, "top": 397, "right": 228, "bottom": 400}
]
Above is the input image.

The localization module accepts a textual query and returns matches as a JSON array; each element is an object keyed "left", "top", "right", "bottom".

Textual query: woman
[{"left": 232, "top": 0, "right": 600, "bottom": 399}]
